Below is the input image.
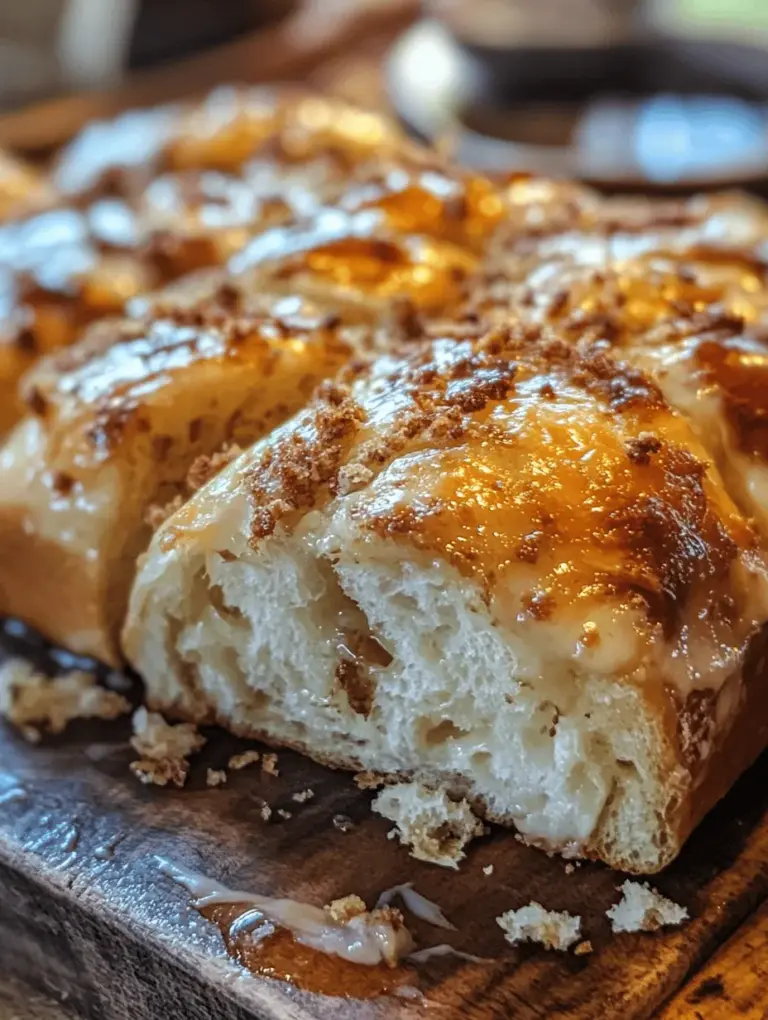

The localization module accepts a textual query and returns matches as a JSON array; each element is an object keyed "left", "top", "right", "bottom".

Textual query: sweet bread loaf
[
  {"left": 123, "top": 324, "right": 768, "bottom": 873},
  {"left": 0, "top": 148, "right": 493, "bottom": 662}
]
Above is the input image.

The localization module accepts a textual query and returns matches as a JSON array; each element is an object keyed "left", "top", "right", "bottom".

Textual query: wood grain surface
[
  {"left": 658, "top": 899, "right": 768, "bottom": 1019},
  {"left": 1, "top": 709, "right": 768, "bottom": 1020}
]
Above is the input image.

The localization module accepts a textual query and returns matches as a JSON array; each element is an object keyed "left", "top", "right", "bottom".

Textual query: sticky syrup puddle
[{"left": 159, "top": 859, "right": 488, "bottom": 1000}]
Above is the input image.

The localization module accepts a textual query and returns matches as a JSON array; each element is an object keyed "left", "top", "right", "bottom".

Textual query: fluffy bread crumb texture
[
  {"left": 606, "top": 881, "right": 689, "bottom": 933},
  {"left": 373, "top": 782, "right": 485, "bottom": 869},
  {"left": 497, "top": 902, "right": 582, "bottom": 952}
]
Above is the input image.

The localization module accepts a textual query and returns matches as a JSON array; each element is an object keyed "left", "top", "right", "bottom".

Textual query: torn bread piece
[
  {"left": 373, "top": 782, "right": 484, "bottom": 869},
  {"left": 129, "top": 706, "right": 205, "bottom": 788},
  {"left": 0, "top": 657, "right": 130, "bottom": 742},
  {"left": 606, "top": 880, "right": 688, "bottom": 933},
  {"left": 124, "top": 325, "right": 768, "bottom": 871},
  {"left": 497, "top": 902, "right": 582, "bottom": 952}
]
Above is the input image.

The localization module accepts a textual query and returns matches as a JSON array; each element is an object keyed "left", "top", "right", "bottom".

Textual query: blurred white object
[
  {"left": 59, "top": 0, "right": 137, "bottom": 88},
  {"left": 0, "top": 0, "right": 137, "bottom": 105}
]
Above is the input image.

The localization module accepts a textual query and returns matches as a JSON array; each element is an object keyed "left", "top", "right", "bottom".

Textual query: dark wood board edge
[{"left": 0, "top": 842, "right": 303, "bottom": 1020}]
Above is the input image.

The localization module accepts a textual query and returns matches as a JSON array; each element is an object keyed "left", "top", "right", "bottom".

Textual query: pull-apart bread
[
  {"left": 481, "top": 192, "right": 768, "bottom": 536},
  {"left": 124, "top": 324, "right": 768, "bottom": 873},
  {"left": 0, "top": 152, "right": 496, "bottom": 664},
  {"left": 0, "top": 90, "right": 419, "bottom": 437}
]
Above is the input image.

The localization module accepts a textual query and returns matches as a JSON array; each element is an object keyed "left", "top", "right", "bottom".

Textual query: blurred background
[{"left": 0, "top": 0, "right": 767, "bottom": 190}]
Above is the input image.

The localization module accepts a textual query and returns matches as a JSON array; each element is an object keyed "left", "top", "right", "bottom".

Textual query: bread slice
[
  {"left": 0, "top": 300, "right": 354, "bottom": 665},
  {"left": 124, "top": 325, "right": 768, "bottom": 872}
]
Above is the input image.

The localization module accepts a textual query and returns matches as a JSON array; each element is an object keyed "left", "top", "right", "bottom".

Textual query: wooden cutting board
[{"left": 1, "top": 700, "right": 768, "bottom": 1020}]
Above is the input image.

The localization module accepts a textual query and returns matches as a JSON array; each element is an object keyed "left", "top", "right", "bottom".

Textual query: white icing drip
[
  {"left": 408, "top": 944, "right": 489, "bottom": 965},
  {"left": 157, "top": 857, "right": 414, "bottom": 967},
  {"left": 376, "top": 883, "right": 456, "bottom": 931}
]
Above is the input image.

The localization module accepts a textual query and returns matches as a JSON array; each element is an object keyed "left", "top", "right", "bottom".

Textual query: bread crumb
[
  {"left": 292, "top": 788, "right": 314, "bottom": 803},
  {"left": 497, "top": 902, "right": 582, "bottom": 952},
  {"left": 325, "top": 894, "right": 368, "bottom": 924},
  {"left": 130, "top": 758, "right": 189, "bottom": 788},
  {"left": 564, "top": 863, "right": 575, "bottom": 875},
  {"left": 318, "top": 897, "right": 411, "bottom": 966},
  {"left": 606, "top": 881, "right": 688, "bottom": 933},
  {"left": 129, "top": 707, "right": 205, "bottom": 789},
  {"left": 206, "top": 769, "right": 227, "bottom": 787},
  {"left": 228, "top": 749, "right": 261, "bottom": 770},
  {"left": 277, "top": 808, "right": 292, "bottom": 820},
  {"left": 372, "top": 782, "right": 484, "bottom": 869},
  {"left": 574, "top": 940, "right": 593, "bottom": 956},
  {"left": 131, "top": 707, "right": 205, "bottom": 760},
  {"left": 355, "top": 770, "right": 385, "bottom": 790},
  {"left": 0, "top": 658, "right": 130, "bottom": 737},
  {"left": 261, "top": 752, "right": 279, "bottom": 776},
  {"left": 333, "top": 814, "right": 355, "bottom": 833},
  {"left": 483, "top": 864, "right": 494, "bottom": 876},
  {"left": 259, "top": 801, "right": 272, "bottom": 822}
]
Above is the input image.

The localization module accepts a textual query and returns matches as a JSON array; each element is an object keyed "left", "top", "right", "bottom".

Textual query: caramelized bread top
[
  {"left": 188, "top": 323, "right": 768, "bottom": 708},
  {"left": 53, "top": 88, "right": 411, "bottom": 200}
]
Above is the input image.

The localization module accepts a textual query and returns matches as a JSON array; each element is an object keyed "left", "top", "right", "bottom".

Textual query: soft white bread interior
[{"left": 124, "top": 325, "right": 768, "bottom": 872}]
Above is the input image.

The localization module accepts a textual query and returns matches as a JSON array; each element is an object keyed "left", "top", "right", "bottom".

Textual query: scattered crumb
[
  {"left": 333, "top": 814, "right": 355, "bottom": 833},
  {"left": 483, "top": 864, "right": 494, "bottom": 876},
  {"left": 261, "top": 753, "right": 279, "bottom": 776},
  {"left": 258, "top": 801, "right": 272, "bottom": 822},
  {"left": 130, "top": 758, "right": 189, "bottom": 788},
  {"left": 0, "top": 658, "right": 130, "bottom": 739},
  {"left": 277, "top": 808, "right": 293, "bottom": 820},
  {"left": 606, "top": 881, "right": 688, "bottom": 933},
  {"left": 129, "top": 707, "right": 205, "bottom": 789},
  {"left": 325, "top": 894, "right": 368, "bottom": 924},
  {"left": 228, "top": 749, "right": 260, "bottom": 770},
  {"left": 372, "top": 781, "right": 485, "bottom": 869},
  {"left": 497, "top": 902, "right": 582, "bottom": 952},
  {"left": 131, "top": 707, "right": 205, "bottom": 760},
  {"left": 355, "top": 770, "right": 385, "bottom": 790},
  {"left": 574, "top": 940, "right": 593, "bottom": 956},
  {"left": 206, "top": 769, "right": 227, "bottom": 788},
  {"left": 564, "top": 863, "right": 575, "bottom": 875},
  {"left": 292, "top": 788, "right": 315, "bottom": 803}
]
